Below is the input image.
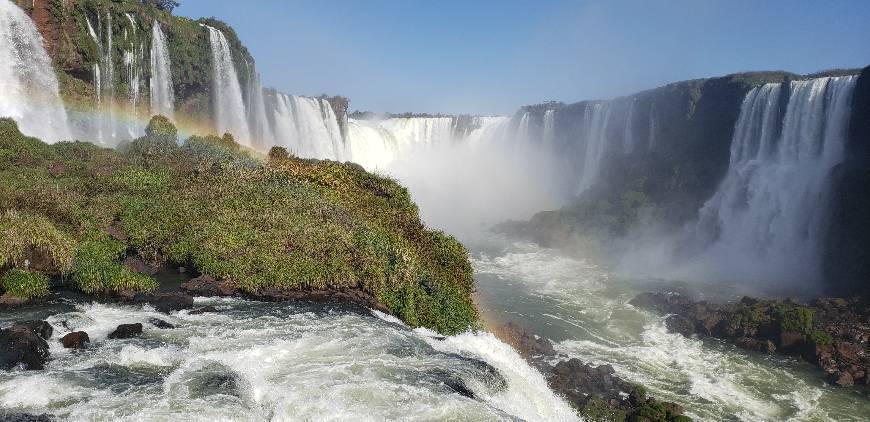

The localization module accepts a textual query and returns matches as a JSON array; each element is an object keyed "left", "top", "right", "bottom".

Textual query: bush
[
  {"left": 73, "top": 238, "right": 157, "bottom": 295},
  {"left": 1, "top": 269, "right": 50, "bottom": 299},
  {"left": 0, "top": 209, "right": 76, "bottom": 275},
  {"left": 774, "top": 304, "right": 814, "bottom": 334}
]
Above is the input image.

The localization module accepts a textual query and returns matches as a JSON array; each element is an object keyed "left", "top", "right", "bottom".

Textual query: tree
[{"left": 142, "top": 0, "right": 180, "bottom": 12}]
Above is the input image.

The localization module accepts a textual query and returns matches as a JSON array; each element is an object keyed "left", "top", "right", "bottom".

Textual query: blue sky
[{"left": 176, "top": 0, "right": 870, "bottom": 115}]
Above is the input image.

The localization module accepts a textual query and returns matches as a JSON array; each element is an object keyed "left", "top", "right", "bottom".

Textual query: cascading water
[
  {"left": 121, "top": 13, "right": 145, "bottom": 139},
  {"left": 269, "top": 93, "right": 346, "bottom": 160},
  {"left": 205, "top": 25, "right": 251, "bottom": 146},
  {"left": 244, "top": 66, "right": 272, "bottom": 148},
  {"left": 150, "top": 22, "right": 174, "bottom": 120},
  {"left": 0, "top": 1, "right": 70, "bottom": 142},
  {"left": 684, "top": 76, "right": 857, "bottom": 286},
  {"left": 577, "top": 102, "right": 613, "bottom": 194}
]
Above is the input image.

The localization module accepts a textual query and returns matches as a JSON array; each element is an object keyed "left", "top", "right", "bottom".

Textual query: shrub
[
  {"left": 774, "top": 304, "right": 814, "bottom": 334},
  {"left": 73, "top": 238, "right": 157, "bottom": 295},
  {"left": 0, "top": 209, "right": 76, "bottom": 274},
  {"left": 1, "top": 269, "right": 50, "bottom": 299}
]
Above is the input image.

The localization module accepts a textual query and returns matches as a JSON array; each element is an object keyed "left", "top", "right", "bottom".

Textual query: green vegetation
[
  {"left": 0, "top": 117, "right": 477, "bottom": 334},
  {"left": 773, "top": 304, "right": 814, "bottom": 334},
  {"left": 1, "top": 269, "right": 50, "bottom": 300}
]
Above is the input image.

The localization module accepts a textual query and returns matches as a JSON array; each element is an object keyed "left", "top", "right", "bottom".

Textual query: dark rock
[
  {"left": 61, "top": 331, "right": 90, "bottom": 349},
  {"left": 0, "top": 325, "right": 50, "bottom": 370},
  {"left": 0, "top": 293, "right": 27, "bottom": 306},
  {"left": 494, "top": 322, "right": 555, "bottom": 358},
  {"left": 122, "top": 256, "right": 161, "bottom": 275},
  {"left": 665, "top": 314, "right": 695, "bottom": 336},
  {"left": 778, "top": 331, "right": 806, "bottom": 350},
  {"left": 548, "top": 358, "right": 634, "bottom": 405},
  {"left": 106, "top": 220, "right": 128, "bottom": 242},
  {"left": 181, "top": 274, "right": 238, "bottom": 297},
  {"left": 148, "top": 318, "right": 175, "bottom": 329},
  {"left": 189, "top": 305, "right": 218, "bottom": 315},
  {"left": 735, "top": 337, "right": 776, "bottom": 353},
  {"left": 0, "top": 413, "right": 53, "bottom": 422},
  {"left": 16, "top": 321, "right": 53, "bottom": 340},
  {"left": 830, "top": 371, "right": 854, "bottom": 387},
  {"left": 142, "top": 292, "right": 194, "bottom": 313},
  {"left": 108, "top": 323, "right": 143, "bottom": 339}
]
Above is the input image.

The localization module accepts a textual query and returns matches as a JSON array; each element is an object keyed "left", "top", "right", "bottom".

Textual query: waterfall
[
  {"left": 150, "top": 22, "right": 174, "bottom": 120},
  {"left": 244, "top": 66, "right": 272, "bottom": 147},
  {"left": 689, "top": 76, "right": 857, "bottom": 285},
  {"left": 542, "top": 110, "right": 555, "bottom": 148},
  {"left": 121, "top": 13, "right": 144, "bottom": 139},
  {"left": 205, "top": 25, "right": 250, "bottom": 146},
  {"left": 0, "top": 1, "right": 70, "bottom": 142},
  {"left": 577, "top": 102, "right": 613, "bottom": 194},
  {"left": 269, "top": 93, "right": 346, "bottom": 160},
  {"left": 622, "top": 98, "right": 637, "bottom": 154}
]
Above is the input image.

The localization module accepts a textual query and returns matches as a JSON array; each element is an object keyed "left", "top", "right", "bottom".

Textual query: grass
[
  {"left": 1, "top": 269, "right": 50, "bottom": 300},
  {"left": 0, "top": 117, "right": 477, "bottom": 334}
]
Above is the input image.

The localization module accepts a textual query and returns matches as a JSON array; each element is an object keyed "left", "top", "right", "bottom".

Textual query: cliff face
[
  {"left": 824, "top": 65, "right": 870, "bottom": 295},
  {"left": 14, "top": 0, "right": 263, "bottom": 131}
]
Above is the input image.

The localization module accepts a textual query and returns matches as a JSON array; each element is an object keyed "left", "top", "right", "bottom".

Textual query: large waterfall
[
  {"left": 685, "top": 76, "right": 857, "bottom": 286},
  {"left": 150, "top": 22, "right": 174, "bottom": 119},
  {"left": 205, "top": 25, "right": 251, "bottom": 146},
  {"left": 0, "top": 1, "right": 70, "bottom": 142},
  {"left": 244, "top": 67, "right": 272, "bottom": 149},
  {"left": 268, "top": 93, "right": 347, "bottom": 160}
]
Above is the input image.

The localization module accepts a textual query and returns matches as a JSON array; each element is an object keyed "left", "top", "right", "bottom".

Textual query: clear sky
[{"left": 176, "top": 0, "right": 870, "bottom": 115}]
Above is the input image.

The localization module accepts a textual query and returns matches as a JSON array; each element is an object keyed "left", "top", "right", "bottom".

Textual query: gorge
[{"left": 1, "top": 0, "right": 869, "bottom": 421}]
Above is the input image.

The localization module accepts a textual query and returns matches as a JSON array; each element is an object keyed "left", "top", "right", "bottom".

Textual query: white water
[
  {"left": 0, "top": 1, "right": 70, "bottom": 142},
  {"left": 662, "top": 76, "right": 858, "bottom": 287},
  {"left": 205, "top": 25, "right": 251, "bottom": 147},
  {"left": 244, "top": 67, "right": 272, "bottom": 149},
  {"left": 150, "top": 22, "right": 174, "bottom": 120},
  {"left": 472, "top": 238, "right": 870, "bottom": 421},
  {"left": 0, "top": 298, "right": 577, "bottom": 421},
  {"left": 269, "top": 93, "right": 347, "bottom": 160},
  {"left": 577, "top": 102, "right": 613, "bottom": 194}
]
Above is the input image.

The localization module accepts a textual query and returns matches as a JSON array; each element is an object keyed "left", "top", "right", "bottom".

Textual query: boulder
[
  {"left": 16, "top": 321, "right": 53, "bottom": 340},
  {"left": 0, "top": 325, "right": 50, "bottom": 370},
  {"left": 148, "top": 318, "right": 176, "bottom": 329},
  {"left": 122, "top": 256, "right": 161, "bottom": 275},
  {"left": 60, "top": 331, "right": 90, "bottom": 349},
  {"left": 777, "top": 331, "right": 806, "bottom": 350},
  {"left": 735, "top": 337, "right": 776, "bottom": 353},
  {"left": 142, "top": 292, "right": 194, "bottom": 313},
  {"left": 181, "top": 274, "right": 238, "bottom": 297},
  {"left": 189, "top": 305, "right": 218, "bottom": 315},
  {"left": 665, "top": 314, "right": 695, "bottom": 337},
  {"left": 108, "top": 323, "right": 143, "bottom": 339},
  {"left": 494, "top": 322, "right": 555, "bottom": 358},
  {"left": 830, "top": 371, "right": 854, "bottom": 387},
  {"left": 0, "top": 293, "right": 27, "bottom": 306}
]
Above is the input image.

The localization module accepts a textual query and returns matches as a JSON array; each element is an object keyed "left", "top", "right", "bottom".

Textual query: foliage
[
  {"left": 0, "top": 209, "right": 76, "bottom": 275},
  {"left": 0, "top": 118, "right": 477, "bottom": 334},
  {"left": 141, "top": 0, "right": 180, "bottom": 12},
  {"left": 773, "top": 304, "right": 814, "bottom": 334},
  {"left": 1, "top": 269, "right": 50, "bottom": 300}
]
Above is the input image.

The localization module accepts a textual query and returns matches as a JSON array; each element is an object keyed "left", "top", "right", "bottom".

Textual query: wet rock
[
  {"left": 665, "top": 314, "right": 695, "bottom": 337},
  {"left": 735, "top": 337, "right": 776, "bottom": 353},
  {"left": 548, "top": 358, "right": 634, "bottom": 405},
  {"left": 16, "top": 321, "right": 53, "bottom": 340},
  {"left": 148, "top": 318, "right": 176, "bottom": 329},
  {"left": 830, "top": 371, "right": 854, "bottom": 387},
  {"left": 0, "top": 413, "right": 53, "bottom": 422},
  {"left": 140, "top": 292, "right": 194, "bottom": 313},
  {"left": 181, "top": 274, "right": 238, "bottom": 297},
  {"left": 0, "top": 324, "right": 50, "bottom": 370},
  {"left": 108, "top": 323, "right": 143, "bottom": 339},
  {"left": 61, "top": 331, "right": 90, "bottom": 349},
  {"left": 189, "top": 305, "right": 218, "bottom": 315},
  {"left": 778, "top": 331, "right": 806, "bottom": 350},
  {"left": 429, "top": 368, "right": 477, "bottom": 399},
  {"left": 494, "top": 322, "right": 555, "bottom": 359},
  {"left": 185, "top": 363, "right": 245, "bottom": 399}
]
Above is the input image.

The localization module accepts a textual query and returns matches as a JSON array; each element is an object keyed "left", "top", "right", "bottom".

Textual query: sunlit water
[
  {"left": 471, "top": 237, "right": 870, "bottom": 421},
  {"left": 0, "top": 297, "right": 576, "bottom": 421}
]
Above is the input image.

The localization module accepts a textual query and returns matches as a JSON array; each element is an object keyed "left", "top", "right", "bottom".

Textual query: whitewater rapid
[
  {"left": 471, "top": 238, "right": 870, "bottom": 422},
  {"left": 0, "top": 297, "right": 577, "bottom": 421}
]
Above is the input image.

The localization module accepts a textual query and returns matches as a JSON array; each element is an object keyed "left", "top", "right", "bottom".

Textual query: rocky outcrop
[
  {"left": 61, "top": 331, "right": 90, "bottom": 349},
  {"left": 148, "top": 318, "right": 175, "bottom": 329},
  {"left": 631, "top": 292, "right": 870, "bottom": 391},
  {"left": 108, "top": 323, "right": 143, "bottom": 340},
  {"left": 495, "top": 322, "right": 692, "bottom": 421},
  {"left": 135, "top": 292, "right": 194, "bottom": 313},
  {"left": 0, "top": 322, "right": 51, "bottom": 370}
]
